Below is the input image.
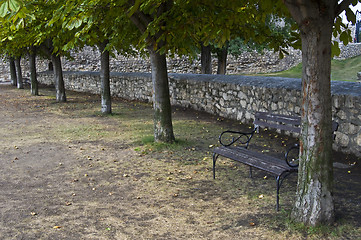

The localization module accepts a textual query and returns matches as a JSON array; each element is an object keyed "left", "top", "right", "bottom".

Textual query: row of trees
[{"left": 0, "top": 0, "right": 359, "bottom": 227}]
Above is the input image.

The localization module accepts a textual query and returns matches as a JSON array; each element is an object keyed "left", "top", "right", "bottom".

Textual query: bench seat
[{"left": 213, "top": 146, "right": 297, "bottom": 177}]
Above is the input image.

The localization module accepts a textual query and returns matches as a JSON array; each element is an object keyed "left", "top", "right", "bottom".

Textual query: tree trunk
[
  {"left": 284, "top": 0, "right": 336, "bottom": 226},
  {"left": 217, "top": 44, "right": 228, "bottom": 75},
  {"left": 14, "top": 57, "right": 23, "bottom": 89},
  {"left": 29, "top": 47, "right": 39, "bottom": 96},
  {"left": 9, "top": 57, "right": 17, "bottom": 86},
  {"left": 128, "top": 0, "right": 175, "bottom": 143},
  {"left": 50, "top": 53, "right": 66, "bottom": 102},
  {"left": 148, "top": 47, "right": 175, "bottom": 143},
  {"left": 201, "top": 44, "right": 212, "bottom": 74},
  {"left": 98, "top": 40, "right": 111, "bottom": 114},
  {"left": 48, "top": 61, "right": 53, "bottom": 71}
]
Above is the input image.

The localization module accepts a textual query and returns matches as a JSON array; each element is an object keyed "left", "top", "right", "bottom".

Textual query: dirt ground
[{"left": 0, "top": 83, "right": 360, "bottom": 240}]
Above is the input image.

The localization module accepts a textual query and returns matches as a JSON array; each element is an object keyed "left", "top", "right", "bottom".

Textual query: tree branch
[
  {"left": 335, "top": 0, "right": 356, "bottom": 16},
  {"left": 129, "top": 13, "right": 147, "bottom": 33},
  {"left": 127, "top": 0, "right": 153, "bottom": 34}
]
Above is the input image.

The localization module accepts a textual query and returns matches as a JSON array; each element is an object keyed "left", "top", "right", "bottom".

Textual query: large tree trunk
[
  {"left": 148, "top": 47, "right": 175, "bottom": 143},
  {"left": 98, "top": 40, "right": 111, "bottom": 114},
  {"left": 29, "top": 47, "right": 39, "bottom": 96},
  {"left": 201, "top": 44, "right": 212, "bottom": 74},
  {"left": 9, "top": 57, "right": 17, "bottom": 86},
  {"left": 284, "top": 0, "right": 336, "bottom": 226},
  {"left": 129, "top": 0, "right": 175, "bottom": 143},
  {"left": 216, "top": 44, "right": 228, "bottom": 75},
  {"left": 14, "top": 57, "right": 23, "bottom": 89},
  {"left": 50, "top": 53, "right": 66, "bottom": 102}
]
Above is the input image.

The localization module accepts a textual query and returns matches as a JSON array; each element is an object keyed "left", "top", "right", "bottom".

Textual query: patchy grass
[
  {"left": 0, "top": 84, "right": 360, "bottom": 239},
  {"left": 256, "top": 55, "right": 361, "bottom": 82}
]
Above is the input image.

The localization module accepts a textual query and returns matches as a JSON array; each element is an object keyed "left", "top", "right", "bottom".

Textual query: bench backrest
[{"left": 254, "top": 112, "right": 338, "bottom": 134}]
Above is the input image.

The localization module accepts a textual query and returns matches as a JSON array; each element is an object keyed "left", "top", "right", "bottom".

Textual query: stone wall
[
  {"left": 37, "top": 71, "right": 361, "bottom": 157},
  {"left": 334, "top": 43, "right": 361, "bottom": 59},
  {"left": 2, "top": 41, "right": 361, "bottom": 83},
  {"left": 1, "top": 45, "right": 302, "bottom": 82}
]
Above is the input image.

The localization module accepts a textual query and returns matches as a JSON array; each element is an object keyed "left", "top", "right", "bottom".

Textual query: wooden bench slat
[
  {"left": 255, "top": 112, "right": 301, "bottom": 123},
  {"left": 254, "top": 121, "right": 301, "bottom": 133},
  {"left": 214, "top": 146, "right": 294, "bottom": 176},
  {"left": 254, "top": 112, "right": 301, "bottom": 133}
]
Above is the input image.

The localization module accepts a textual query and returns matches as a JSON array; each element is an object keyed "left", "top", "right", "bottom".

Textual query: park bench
[{"left": 212, "top": 112, "right": 338, "bottom": 210}]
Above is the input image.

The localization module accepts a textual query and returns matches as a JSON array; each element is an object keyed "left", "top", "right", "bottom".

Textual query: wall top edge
[{"left": 38, "top": 71, "right": 361, "bottom": 97}]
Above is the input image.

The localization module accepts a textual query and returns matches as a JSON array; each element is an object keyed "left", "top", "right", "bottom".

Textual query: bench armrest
[
  {"left": 285, "top": 143, "right": 299, "bottom": 168},
  {"left": 219, "top": 129, "right": 256, "bottom": 148}
]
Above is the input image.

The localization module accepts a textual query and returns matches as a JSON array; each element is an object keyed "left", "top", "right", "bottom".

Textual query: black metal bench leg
[
  {"left": 213, "top": 153, "right": 219, "bottom": 179},
  {"left": 276, "top": 176, "right": 281, "bottom": 211},
  {"left": 249, "top": 166, "right": 253, "bottom": 178}
]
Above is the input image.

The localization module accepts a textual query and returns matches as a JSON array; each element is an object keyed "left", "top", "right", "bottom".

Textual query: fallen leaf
[
  {"left": 30, "top": 212, "right": 37, "bottom": 216},
  {"left": 53, "top": 226, "right": 62, "bottom": 229},
  {"left": 249, "top": 222, "right": 256, "bottom": 226},
  {"left": 258, "top": 194, "right": 264, "bottom": 199}
]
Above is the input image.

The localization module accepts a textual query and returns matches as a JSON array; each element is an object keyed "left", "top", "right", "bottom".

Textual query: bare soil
[{"left": 0, "top": 84, "right": 360, "bottom": 240}]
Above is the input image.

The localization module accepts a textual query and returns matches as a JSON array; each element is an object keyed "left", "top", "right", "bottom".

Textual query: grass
[
  {"left": 3, "top": 85, "right": 360, "bottom": 239},
  {"left": 257, "top": 55, "right": 361, "bottom": 82}
]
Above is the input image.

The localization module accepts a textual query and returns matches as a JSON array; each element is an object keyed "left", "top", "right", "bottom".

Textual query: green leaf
[
  {"left": 340, "top": 31, "right": 350, "bottom": 45},
  {"left": 8, "top": 0, "right": 20, "bottom": 12},
  {"left": 331, "top": 41, "right": 340, "bottom": 57},
  {"left": 345, "top": 8, "right": 356, "bottom": 24},
  {"left": 0, "top": 2, "right": 9, "bottom": 18},
  {"left": 128, "top": 0, "right": 141, "bottom": 17}
]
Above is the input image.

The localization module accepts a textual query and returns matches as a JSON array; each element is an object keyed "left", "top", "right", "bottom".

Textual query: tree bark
[
  {"left": 48, "top": 61, "right": 53, "bottom": 71},
  {"left": 98, "top": 40, "right": 111, "bottom": 114},
  {"left": 129, "top": 0, "right": 175, "bottom": 143},
  {"left": 201, "top": 44, "right": 212, "bottom": 74},
  {"left": 284, "top": 0, "right": 337, "bottom": 226},
  {"left": 14, "top": 57, "right": 23, "bottom": 89},
  {"left": 148, "top": 47, "right": 175, "bottom": 143},
  {"left": 50, "top": 53, "right": 66, "bottom": 102},
  {"left": 29, "top": 47, "right": 39, "bottom": 96},
  {"left": 217, "top": 44, "right": 228, "bottom": 75},
  {"left": 9, "top": 57, "right": 17, "bottom": 86}
]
